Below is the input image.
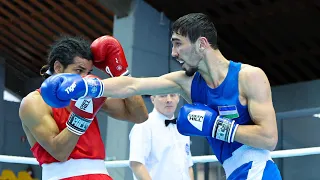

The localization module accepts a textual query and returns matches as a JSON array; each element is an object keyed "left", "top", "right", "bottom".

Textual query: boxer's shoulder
[
  {"left": 19, "top": 90, "right": 52, "bottom": 119},
  {"left": 22, "top": 91, "right": 45, "bottom": 104},
  {"left": 238, "top": 64, "right": 270, "bottom": 98},
  {"left": 239, "top": 65, "right": 267, "bottom": 83},
  {"left": 239, "top": 63, "right": 260, "bottom": 72}
]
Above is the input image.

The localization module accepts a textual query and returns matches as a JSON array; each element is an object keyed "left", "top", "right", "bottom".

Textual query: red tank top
[{"left": 31, "top": 90, "right": 106, "bottom": 165}]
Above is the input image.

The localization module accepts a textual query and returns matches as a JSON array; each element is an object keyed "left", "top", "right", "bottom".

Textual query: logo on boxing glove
[
  {"left": 85, "top": 78, "right": 100, "bottom": 94},
  {"left": 187, "top": 111, "right": 205, "bottom": 131},
  {"left": 65, "top": 82, "right": 77, "bottom": 94},
  {"left": 212, "top": 116, "right": 238, "bottom": 143},
  {"left": 74, "top": 98, "right": 93, "bottom": 113},
  {"left": 116, "top": 65, "right": 122, "bottom": 71},
  {"left": 80, "top": 99, "right": 91, "bottom": 110},
  {"left": 67, "top": 113, "right": 91, "bottom": 132}
]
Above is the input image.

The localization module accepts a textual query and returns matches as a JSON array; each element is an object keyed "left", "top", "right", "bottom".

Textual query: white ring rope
[{"left": 0, "top": 147, "right": 319, "bottom": 168}]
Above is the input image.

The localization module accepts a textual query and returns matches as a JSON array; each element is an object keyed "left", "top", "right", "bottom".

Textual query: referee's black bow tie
[{"left": 165, "top": 118, "right": 177, "bottom": 127}]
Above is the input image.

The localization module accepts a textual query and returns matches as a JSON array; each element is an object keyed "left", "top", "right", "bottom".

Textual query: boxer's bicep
[
  {"left": 19, "top": 95, "right": 60, "bottom": 153},
  {"left": 234, "top": 67, "right": 278, "bottom": 150},
  {"left": 101, "top": 71, "right": 184, "bottom": 98},
  {"left": 245, "top": 68, "right": 277, "bottom": 137},
  {"left": 100, "top": 98, "right": 127, "bottom": 120},
  {"left": 248, "top": 99, "right": 277, "bottom": 136},
  {"left": 133, "top": 71, "right": 184, "bottom": 95}
]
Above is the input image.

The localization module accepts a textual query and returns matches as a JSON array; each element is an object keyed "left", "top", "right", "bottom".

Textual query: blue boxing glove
[
  {"left": 40, "top": 73, "right": 104, "bottom": 108},
  {"left": 176, "top": 103, "right": 239, "bottom": 143}
]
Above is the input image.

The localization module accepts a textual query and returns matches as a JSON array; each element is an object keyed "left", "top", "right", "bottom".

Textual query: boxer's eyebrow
[
  {"left": 77, "top": 65, "right": 86, "bottom": 70},
  {"left": 77, "top": 65, "right": 93, "bottom": 74},
  {"left": 171, "top": 38, "right": 180, "bottom": 42}
]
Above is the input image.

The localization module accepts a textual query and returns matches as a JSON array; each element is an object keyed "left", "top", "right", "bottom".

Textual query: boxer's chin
[{"left": 183, "top": 67, "right": 197, "bottom": 77}]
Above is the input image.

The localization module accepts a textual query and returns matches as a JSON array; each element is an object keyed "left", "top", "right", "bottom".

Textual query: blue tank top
[{"left": 191, "top": 61, "right": 253, "bottom": 163}]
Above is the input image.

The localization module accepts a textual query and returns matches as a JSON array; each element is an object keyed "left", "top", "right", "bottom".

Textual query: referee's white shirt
[{"left": 129, "top": 108, "right": 193, "bottom": 180}]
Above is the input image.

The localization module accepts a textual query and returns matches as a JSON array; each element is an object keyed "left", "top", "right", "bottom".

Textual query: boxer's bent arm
[
  {"left": 122, "top": 96, "right": 149, "bottom": 123},
  {"left": 234, "top": 67, "right": 278, "bottom": 151},
  {"left": 101, "top": 96, "right": 148, "bottom": 123},
  {"left": 101, "top": 71, "right": 186, "bottom": 98},
  {"left": 19, "top": 94, "right": 80, "bottom": 161},
  {"left": 130, "top": 161, "right": 152, "bottom": 180}
]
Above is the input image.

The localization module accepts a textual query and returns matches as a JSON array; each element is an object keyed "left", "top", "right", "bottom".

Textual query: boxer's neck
[{"left": 198, "top": 49, "right": 230, "bottom": 89}]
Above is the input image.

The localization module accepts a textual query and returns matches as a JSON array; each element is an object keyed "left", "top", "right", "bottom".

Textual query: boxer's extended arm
[
  {"left": 234, "top": 67, "right": 278, "bottom": 150},
  {"left": 101, "top": 71, "right": 186, "bottom": 98},
  {"left": 101, "top": 96, "right": 148, "bottom": 123},
  {"left": 130, "top": 161, "right": 152, "bottom": 180},
  {"left": 19, "top": 93, "right": 79, "bottom": 161},
  {"left": 91, "top": 36, "right": 185, "bottom": 98}
]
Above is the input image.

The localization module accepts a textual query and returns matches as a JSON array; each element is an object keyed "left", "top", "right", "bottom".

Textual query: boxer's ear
[
  {"left": 197, "top": 37, "right": 209, "bottom": 52},
  {"left": 54, "top": 61, "right": 63, "bottom": 74}
]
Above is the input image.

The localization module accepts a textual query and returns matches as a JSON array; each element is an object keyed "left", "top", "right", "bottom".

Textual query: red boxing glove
[
  {"left": 66, "top": 75, "right": 107, "bottom": 135},
  {"left": 91, "top": 35, "right": 130, "bottom": 77}
]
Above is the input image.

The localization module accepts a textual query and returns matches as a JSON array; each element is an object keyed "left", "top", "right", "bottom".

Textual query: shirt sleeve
[
  {"left": 129, "top": 123, "right": 152, "bottom": 165},
  {"left": 187, "top": 138, "right": 194, "bottom": 167}
]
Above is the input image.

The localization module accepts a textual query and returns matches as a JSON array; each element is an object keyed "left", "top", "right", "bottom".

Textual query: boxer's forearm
[
  {"left": 130, "top": 162, "right": 152, "bottom": 180},
  {"left": 101, "top": 75, "right": 181, "bottom": 98},
  {"left": 101, "top": 76, "right": 135, "bottom": 98},
  {"left": 124, "top": 95, "right": 148, "bottom": 123},
  {"left": 234, "top": 125, "right": 277, "bottom": 151},
  {"left": 48, "top": 129, "right": 80, "bottom": 161}
]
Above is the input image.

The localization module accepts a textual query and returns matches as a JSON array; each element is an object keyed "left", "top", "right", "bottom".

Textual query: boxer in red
[{"left": 19, "top": 35, "right": 148, "bottom": 180}]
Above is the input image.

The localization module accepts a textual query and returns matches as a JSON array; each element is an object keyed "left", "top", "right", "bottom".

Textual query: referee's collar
[{"left": 150, "top": 108, "right": 175, "bottom": 121}]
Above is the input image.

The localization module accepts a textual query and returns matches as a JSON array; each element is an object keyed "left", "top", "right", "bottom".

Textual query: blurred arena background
[{"left": 0, "top": 0, "right": 320, "bottom": 179}]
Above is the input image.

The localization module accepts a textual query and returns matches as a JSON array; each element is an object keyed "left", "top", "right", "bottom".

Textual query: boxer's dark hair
[
  {"left": 40, "top": 35, "right": 93, "bottom": 79},
  {"left": 172, "top": 13, "right": 218, "bottom": 49}
]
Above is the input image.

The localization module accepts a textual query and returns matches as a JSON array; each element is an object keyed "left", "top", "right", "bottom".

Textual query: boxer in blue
[{"left": 40, "top": 13, "right": 282, "bottom": 180}]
